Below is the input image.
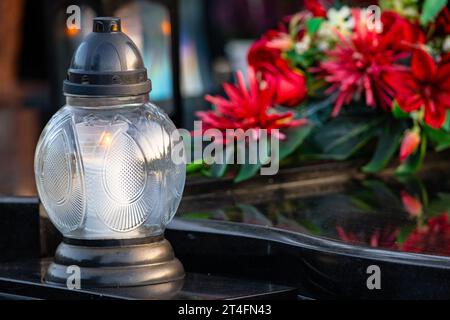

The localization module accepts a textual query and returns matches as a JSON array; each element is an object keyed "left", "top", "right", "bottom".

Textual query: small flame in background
[
  {"left": 65, "top": 25, "right": 79, "bottom": 37},
  {"left": 161, "top": 19, "right": 171, "bottom": 36}
]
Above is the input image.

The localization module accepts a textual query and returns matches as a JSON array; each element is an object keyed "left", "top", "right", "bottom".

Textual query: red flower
[
  {"left": 248, "top": 30, "right": 283, "bottom": 72},
  {"left": 401, "top": 191, "right": 422, "bottom": 216},
  {"left": 319, "top": 14, "right": 398, "bottom": 115},
  {"left": 318, "top": 10, "right": 424, "bottom": 116},
  {"left": 436, "top": 7, "right": 450, "bottom": 36},
  {"left": 266, "top": 61, "right": 307, "bottom": 107},
  {"left": 402, "top": 214, "right": 450, "bottom": 256},
  {"left": 399, "top": 130, "right": 420, "bottom": 162},
  {"left": 337, "top": 226, "right": 399, "bottom": 249},
  {"left": 304, "top": 0, "right": 327, "bottom": 18},
  {"left": 197, "top": 67, "right": 307, "bottom": 143},
  {"left": 386, "top": 49, "right": 450, "bottom": 128},
  {"left": 248, "top": 31, "right": 308, "bottom": 107},
  {"left": 442, "top": 53, "right": 450, "bottom": 64},
  {"left": 380, "top": 11, "right": 425, "bottom": 52}
]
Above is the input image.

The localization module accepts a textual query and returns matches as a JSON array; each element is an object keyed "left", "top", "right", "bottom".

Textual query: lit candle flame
[
  {"left": 98, "top": 131, "right": 113, "bottom": 148},
  {"left": 66, "top": 26, "right": 79, "bottom": 37},
  {"left": 161, "top": 19, "right": 171, "bottom": 36}
]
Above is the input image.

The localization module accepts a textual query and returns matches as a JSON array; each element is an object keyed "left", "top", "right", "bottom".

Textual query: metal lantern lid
[{"left": 63, "top": 17, "right": 151, "bottom": 97}]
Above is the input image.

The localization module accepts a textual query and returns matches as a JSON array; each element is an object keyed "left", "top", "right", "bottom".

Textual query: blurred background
[{"left": 0, "top": 0, "right": 374, "bottom": 196}]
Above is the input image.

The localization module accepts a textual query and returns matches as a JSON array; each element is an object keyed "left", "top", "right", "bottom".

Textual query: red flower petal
[
  {"left": 397, "top": 94, "right": 423, "bottom": 112},
  {"left": 385, "top": 70, "right": 419, "bottom": 96},
  {"left": 437, "top": 63, "right": 450, "bottom": 91},
  {"left": 401, "top": 191, "right": 423, "bottom": 216},
  {"left": 424, "top": 103, "right": 447, "bottom": 129},
  {"left": 304, "top": 0, "right": 327, "bottom": 17},
  {"left": 411, "top": 49, "right": 437, "bottom": 83},
  {"left": 380, "top": 11, "right": 425, "bottom": 52},
  {"left": 402, "top": 213, "right": 450, "bottom": 256},
  {"left": 436, "top": 7, "right": 450, "bottom": 35},
  {"left": 399, "top": 130, "right": 420, "bottom": 162}
]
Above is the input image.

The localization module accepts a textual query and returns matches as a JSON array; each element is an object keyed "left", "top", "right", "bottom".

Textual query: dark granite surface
[{"left": 0, "top": 259, "right": 296, "bottom": 300}]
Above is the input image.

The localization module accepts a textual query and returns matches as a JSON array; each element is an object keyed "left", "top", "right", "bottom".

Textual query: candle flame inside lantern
[
  {"left": 111, "top": 23, "right": 119, "bottom": 32},
  {"left": 98, "top": 131, "right": 113, "bottom": 148}
]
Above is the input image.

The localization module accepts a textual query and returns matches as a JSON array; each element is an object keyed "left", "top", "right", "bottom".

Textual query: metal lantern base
[{"left": 45, "top": 235, "right": 185, "bottom": 288}]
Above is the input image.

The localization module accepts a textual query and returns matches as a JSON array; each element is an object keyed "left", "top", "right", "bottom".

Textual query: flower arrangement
[{"left": 190, "top": 0, "right": 450, "bottom": 182}]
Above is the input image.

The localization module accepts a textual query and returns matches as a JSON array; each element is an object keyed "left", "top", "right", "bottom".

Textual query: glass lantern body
[{"left": 35, "top": 95, "right": 185, "bottom": 240}]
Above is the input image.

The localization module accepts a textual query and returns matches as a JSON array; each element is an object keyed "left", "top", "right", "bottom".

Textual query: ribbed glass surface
[{"left": 34, "top": 100, "right": 185, "bottom": 239}]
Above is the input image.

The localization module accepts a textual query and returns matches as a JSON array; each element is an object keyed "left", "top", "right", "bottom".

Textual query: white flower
[
  {"left": 315, "top": 24, "right": 332, "bottom": 51},
  {"left": 383, "top": 0, "right": 419, "bottom": 19},
  {"left": 444, "top": 36, "right": 450, "bottom": 52},
  {"left": 317, "top": 21, "right": 332, "bottom": 38},
  {"left": 314, "top": 6, "right": 354, "bottom": 51},
  {"left": 326, "top": 6, "right": 354, "bottom": 36},
  {"left": 295, "top": 35, "right": 311, "bottom": 54}
]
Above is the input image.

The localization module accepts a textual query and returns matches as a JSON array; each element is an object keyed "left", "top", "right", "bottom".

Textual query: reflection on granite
[
  {"left": 0, "top": 259, "right": 295, "bottom": 300},
  {"left": 179, "top": 174, "right": 450, "bottom": 257}
]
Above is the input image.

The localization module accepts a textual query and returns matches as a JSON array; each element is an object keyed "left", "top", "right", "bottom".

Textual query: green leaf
[
  {"left": 233, "top": 125, "right": 312, "bottom": 183},
  {"left": 236, "top": 204, "right": 272, "bottom": 226},
  {"left": 362, "top": 180, "right": 403, "bottom": 209},
  {"left": 420, "top": 0, "right": 447, "bottom": 25},
  {"left": 423, "top": 125, "right": 450, "bottom": 151},
  {"left": 309, "top": 116, "right": 382, "bottom": 160},
  {"left": 297, "top": 95, "right": 335, "bottom": 124},
  {"left": 306, "top": 17, "right": 324, "bottom": 34},
  {"left": 425, "top": 193, "right": 450, "bottom": 217},
  {"left": 296, "top": 219, "right": 321, "bottom": 235},
  {"left": 396, "top": 225, "right": 416, "bottom": 245},
  {"left": 279, "top": 124, "right": 313, "bottom": 160},
  {"left": 443, "top": 111, "right": 450, "bottom": 132},
  {"left": 234, "top": 138, "right": 270, "bottom": 183},
  {"left": 362, "top": 121, "right": 405, "bottom": 173},
  {"left": 349, "top": 197, "right": 376, "bottom": 213},
  {"left": 234, "top": 163, "right": 262, "bottom": 183},
  {"left": 181, "top": 212, "right": 215, "bottom": 219},
  {"left": 396, "top": 134, "right": 427, "bottom": 175},
  {"left": 200, "top": 167, "right": 213, "bottom": 177},
  {"left": 392, "top": 100, "right": 410, "bottom": 119},
  {"left": 186, "top": 160, "right": 204, "bottom": 174},
  {"left": 284, "top": 47, "right": 324, "bottom": 69},
  {"left": 209, "top": 148, "right": 234, "bottom": 178},
  {"left": 210, "top": 162, "right": 228, "bottom": 178}
]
